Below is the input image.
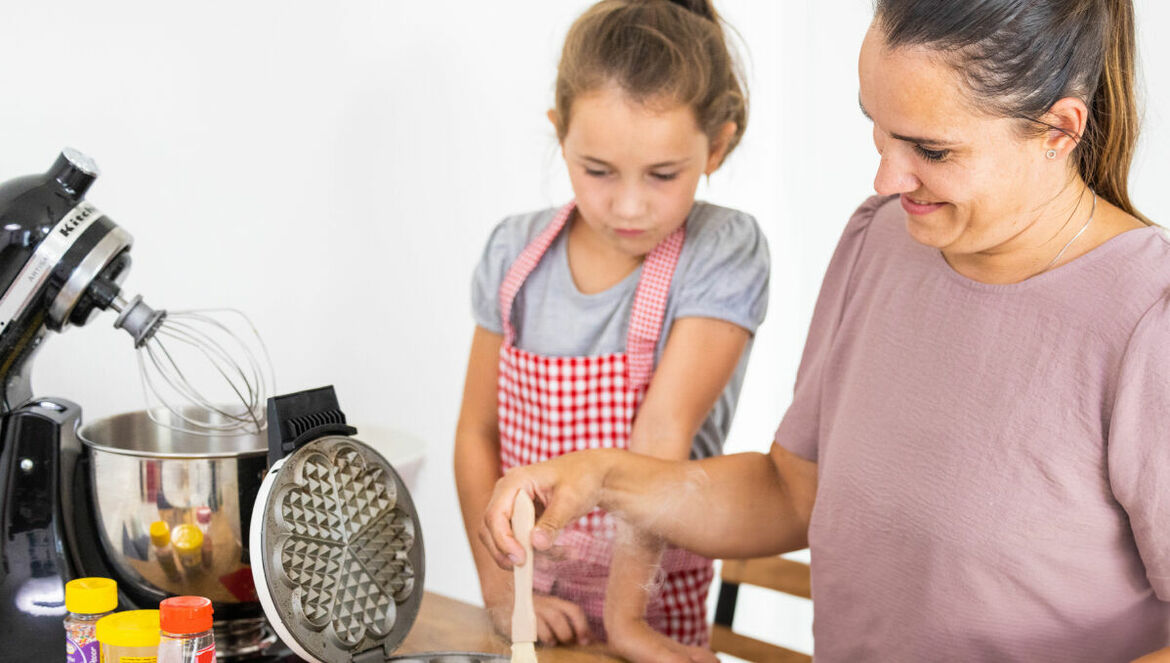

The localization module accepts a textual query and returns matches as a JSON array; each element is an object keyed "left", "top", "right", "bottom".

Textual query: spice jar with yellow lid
[
  {"left": 150, "top": 521, "right": 181, "bottom": 581},
  {"left": 171, "top": 523, "right": 204, "bottom": 572},
  {"left": 65, "top": 577, "right": 118, "bottom": 663},
  {"left": 96, "top": 609, "right": 161, "bottom": 663}
]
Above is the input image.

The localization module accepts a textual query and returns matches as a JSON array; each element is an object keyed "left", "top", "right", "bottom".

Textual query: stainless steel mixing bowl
[{"left": 78, "top": 407, "right": 269, "bottom": 615}]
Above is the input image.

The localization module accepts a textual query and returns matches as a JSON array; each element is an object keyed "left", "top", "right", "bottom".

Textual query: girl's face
[
  {"left": 556, "top": 85, "right": 731, "bottom": 257},
  {"left": 858, "top": 26, "right": 1064, "bottom": 257}
]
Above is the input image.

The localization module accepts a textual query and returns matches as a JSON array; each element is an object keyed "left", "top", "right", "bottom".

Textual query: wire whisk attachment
[{"left": 110, "top": 294, "right": 275, "bottom": 435}]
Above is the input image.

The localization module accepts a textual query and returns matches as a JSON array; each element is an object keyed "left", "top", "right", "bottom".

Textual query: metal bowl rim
[
  {"left": 78, "top": 406, "right": 267, "bottom": 459},
  {"left": 78, "top": 441, "right": 267, "bottom": 459}
]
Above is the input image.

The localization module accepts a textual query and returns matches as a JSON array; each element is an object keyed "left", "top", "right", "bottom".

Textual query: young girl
[{"left": 454, "top": 1, "right": 767, "bottom": 660}]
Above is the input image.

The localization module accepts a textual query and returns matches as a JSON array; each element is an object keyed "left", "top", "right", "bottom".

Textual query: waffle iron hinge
[{"left": 265, "top": 385, "right": 358, "bottom": 468}]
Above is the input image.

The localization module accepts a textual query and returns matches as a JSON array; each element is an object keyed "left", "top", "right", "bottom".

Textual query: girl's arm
[
  {"left": 626, "top": 316, "right": 749, "bottom": 455},
  {"left": 455, "top": 326, "right": 592, "bottom": 645},
  {"left": 453, "top": 326, "right": 511, "bottom": 611},
  {"left": 604, "top": 317, "right": 745, "bottom": 661}
]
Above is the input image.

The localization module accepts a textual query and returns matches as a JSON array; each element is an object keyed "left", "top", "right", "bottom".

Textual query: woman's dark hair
[
  {"left": 554, "top": 0, "right": 748, "bottom": 165},
  {"left": 875, "top": 0, "right": 1146, "bottom": 222}
]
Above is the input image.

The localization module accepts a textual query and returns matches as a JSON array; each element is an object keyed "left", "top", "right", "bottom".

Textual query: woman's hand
[
  {"left": 480, "top": 449, "right": 620, "bottom": 569},
  {"left": 605, "top": 617, "right": 718, "bottom": 663},
  {"left": 484, "top": 586, "right": 594, "bottom": 646},
  {"left": 1131, "top": 647, "right": 1170, "bottom": 662}
]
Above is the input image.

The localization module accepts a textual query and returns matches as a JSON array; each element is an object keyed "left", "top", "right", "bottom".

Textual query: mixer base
[{"left": 216, "top": 618, "right": 298, "bottom": 661}]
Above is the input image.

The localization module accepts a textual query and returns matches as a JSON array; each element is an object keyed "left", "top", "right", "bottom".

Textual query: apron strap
[
  {"left": 625, "top": 225, "right": 686, "bottom": 390},
  {"left": 497, "top": 199, "right": 687, "bottom": 391},
  {"left": 498, "top": 201, "right": 576, "bottom": 347}
]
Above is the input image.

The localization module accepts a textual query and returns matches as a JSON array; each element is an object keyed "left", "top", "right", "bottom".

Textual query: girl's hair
[
  {"left": 554, "top": 0, "right": 748, "bottom": 165},
  {"left": 875, "top": 0, "right": 1147, "bottom": 222}
]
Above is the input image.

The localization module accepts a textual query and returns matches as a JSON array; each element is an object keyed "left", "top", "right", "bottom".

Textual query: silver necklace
[{"left": 1040, "top": 193, "right": 1097, "bottom": 273}]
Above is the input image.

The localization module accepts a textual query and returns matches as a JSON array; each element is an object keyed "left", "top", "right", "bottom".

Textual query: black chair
[{"left": 710, "top": 555, "right": 813, "bottom": 662}]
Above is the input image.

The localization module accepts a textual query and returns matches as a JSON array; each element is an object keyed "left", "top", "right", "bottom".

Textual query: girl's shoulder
[
  {"left": 678, "top": 201, "right": 770, "bottom": 277},
  {"left": 685, "top": 201, "right": 763, "bottom": 244},
  {"left": 681, "top": 202, "right": 769, "bottom": 270},
  {"left": 487, "top": 205, "right": 563, "bottom": 251},
  {"left": 669, "top": 202, "right": 770, "bottom": 332},
  {"left": 470, "top": 205, "right": 565, "bottom": 332},
  {"left": 680, "top": 201, "right": 769, "bottom": 270},
  {"left": 478, "top": 205, "right": 564, "bottom": 271}
]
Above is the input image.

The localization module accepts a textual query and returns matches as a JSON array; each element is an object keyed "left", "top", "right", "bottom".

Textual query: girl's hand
[
  {"left": 485, "top": 589, "right": 593, "bottom": 646},
  {"left": 606, "top": 617, "right": 718, "bottom": 663},
  {"left": 532, "top": 594, "right": 593, "bottom": 646},
  {"left": 479, "top": 450, "right": 619, "bottom": 569}
]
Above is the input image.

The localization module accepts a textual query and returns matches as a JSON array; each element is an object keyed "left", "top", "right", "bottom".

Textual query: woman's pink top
[{"left": 776, "top": 195, "right": 1170, "bottom": 662}]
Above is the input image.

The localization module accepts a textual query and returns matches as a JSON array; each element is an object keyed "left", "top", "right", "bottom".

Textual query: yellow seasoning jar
[
  {"left": 65, "top": 577, "right": 117, "bottom": 663},
  {"left": 171, "top": 524, "right": 204, "bottom": 572},
  {"left": 96, "top": 609, "right": 160, "bottom": 663},
  {"left": 150, "top": 521, "right": 181, "bottom": 581}
]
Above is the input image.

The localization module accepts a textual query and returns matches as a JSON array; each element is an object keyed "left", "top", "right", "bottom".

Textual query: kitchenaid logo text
[
  {"left": 58, "top": 202, "right": 100, "bottom": 238},
  {"left": 0, "top": 201, "right": 105, "bottom": 328}
]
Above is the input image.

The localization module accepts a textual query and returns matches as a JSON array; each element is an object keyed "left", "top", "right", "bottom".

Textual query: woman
[{"left": 480, "top": 1, "right": 1170, "bottom": 661}]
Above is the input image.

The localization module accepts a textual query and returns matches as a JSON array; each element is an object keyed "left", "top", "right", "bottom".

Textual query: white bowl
[{"left": 350, "top": 424, "right": 427, "bottom": 495}]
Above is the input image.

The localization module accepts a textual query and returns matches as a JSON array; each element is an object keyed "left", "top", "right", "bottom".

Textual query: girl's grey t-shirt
[
  {"left": 777, "top": 194, "right": 1170, "bottom": 662},
  {"left": 472, "top": 201, "right": 770, "bottom": 460}
]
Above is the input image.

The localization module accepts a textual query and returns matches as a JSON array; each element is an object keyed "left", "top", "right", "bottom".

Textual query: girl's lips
[
  {"left": 900, "top": 194, "right": 946, "bottom": 216},
  {"left": 614, "top": 228, "right": 646, "bottom": 237}
]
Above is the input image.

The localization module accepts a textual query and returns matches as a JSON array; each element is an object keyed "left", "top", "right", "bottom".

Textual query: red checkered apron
[{"left": 497, "top": 201, "right": 714, "bottom": 646}]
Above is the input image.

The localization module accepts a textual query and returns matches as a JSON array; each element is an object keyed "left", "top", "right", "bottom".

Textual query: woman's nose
[{"left": 873, "top": 150, "right": 921, "bottom": 196}]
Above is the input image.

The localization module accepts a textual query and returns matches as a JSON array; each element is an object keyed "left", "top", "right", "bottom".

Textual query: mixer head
[
  {"left": 0, "top": 149, "right": 275, "bottom": 433},
  {"left": 110, "top": 293, "right": 275, "bottom": 435},
  {"left": 0, "top": 149, "right": 134, "bottom": 409}
]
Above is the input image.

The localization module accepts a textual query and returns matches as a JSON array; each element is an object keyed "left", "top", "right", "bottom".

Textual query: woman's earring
[{"left": 1045, "top": 149, "right": 1057, "bottom": 160}]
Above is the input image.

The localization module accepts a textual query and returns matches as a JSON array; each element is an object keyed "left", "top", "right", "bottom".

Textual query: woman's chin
[{"left": 904, "top": 213, "right": 963, "bottom": 250}]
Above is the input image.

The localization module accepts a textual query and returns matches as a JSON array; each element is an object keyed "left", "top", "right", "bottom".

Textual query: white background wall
[{"left": 2, "top": 1, "right": 1166, "bottom": 656}]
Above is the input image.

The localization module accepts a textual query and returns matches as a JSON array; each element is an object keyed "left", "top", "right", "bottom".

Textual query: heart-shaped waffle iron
[{"left": 252, "top": 435, "right": 424, "bottom": 662}]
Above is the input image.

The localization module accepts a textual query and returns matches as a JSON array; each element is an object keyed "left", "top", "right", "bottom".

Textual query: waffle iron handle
[{"left": 265, "top": 385, "right": 358, "bottom": 468}]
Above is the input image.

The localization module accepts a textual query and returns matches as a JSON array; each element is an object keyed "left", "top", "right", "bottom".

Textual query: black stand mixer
[{"left": 0, "top": 150, "right": 291, "bottom": 661}]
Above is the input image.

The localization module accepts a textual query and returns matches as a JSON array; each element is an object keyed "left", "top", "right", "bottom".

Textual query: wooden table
[{"left": 396, "top": 592, "right": 622, "bottom": 662}]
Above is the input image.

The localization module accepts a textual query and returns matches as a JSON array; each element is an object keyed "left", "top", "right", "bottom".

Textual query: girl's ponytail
[{"left": 666, "top": 0, "right": 718, "bottom": 23}]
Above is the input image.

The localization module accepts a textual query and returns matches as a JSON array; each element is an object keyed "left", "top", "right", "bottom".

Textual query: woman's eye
[
  {"left": 584, "top": 168, "right": 610, "bottom": 177},
  {"left": 650, "top": 172, "right": 679, "bottom": 181},
  {"left": 913, "top": 144, "right": 949, "bottom": 162}
]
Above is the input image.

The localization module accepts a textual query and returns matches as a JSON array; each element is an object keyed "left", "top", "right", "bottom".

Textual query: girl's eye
[
  {"left": 650, "top": 172, "right": 679, "bottom": 182},
  {"left": 913, "top": 144, "right": 949, "bottom": 162},
  {"left": 584, "top": 167, "right": 610, "bottom": 177}
]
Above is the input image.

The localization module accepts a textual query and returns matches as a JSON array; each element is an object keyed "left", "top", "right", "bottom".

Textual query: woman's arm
[{"left": 483, "top": 441, "right": 817, "bottom": 567}]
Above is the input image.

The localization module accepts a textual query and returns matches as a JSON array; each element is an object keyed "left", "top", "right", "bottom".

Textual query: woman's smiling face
[{"left": 858, "top": 25, "right": 1059, "bottom": 257}]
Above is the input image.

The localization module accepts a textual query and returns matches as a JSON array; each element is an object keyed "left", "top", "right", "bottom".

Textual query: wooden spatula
[{"left": 511, "top": 490, "right": 537, "bottom": 663}]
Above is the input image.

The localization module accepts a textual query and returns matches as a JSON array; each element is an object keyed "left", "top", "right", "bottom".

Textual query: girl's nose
[
  {"left": 612, "top": 180, "right": 648, "bottom": 220},
  {"left": 873, "top": 149, "right": 921, "bottom": 196}
]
